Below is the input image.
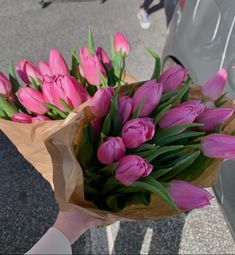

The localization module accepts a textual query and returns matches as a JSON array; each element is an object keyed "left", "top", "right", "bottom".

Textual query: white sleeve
[{"left": 25, "top": 227, "right": 72, "bottom": 254}]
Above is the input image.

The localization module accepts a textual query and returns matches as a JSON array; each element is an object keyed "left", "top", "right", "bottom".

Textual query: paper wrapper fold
[{"left": 1, "top": 81, "right": 235, "bottom": 223}]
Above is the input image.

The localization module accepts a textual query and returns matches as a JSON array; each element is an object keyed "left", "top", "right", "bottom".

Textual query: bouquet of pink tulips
[{"left": 1, "top": 29, "right": 235, "bottom": 221}]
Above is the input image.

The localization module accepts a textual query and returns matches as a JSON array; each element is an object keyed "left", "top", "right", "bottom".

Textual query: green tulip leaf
[
  {"left": 153, "top": 103, "right": 172, "bottom": 124},
  {"left": 88, "top": 26, "right": 95, "bottom": 54},
  {"left": 132, "top": 98, "right": 145, "bottom": 118},
  {"left": 127, "top": 143, "right": 156, "bottom": 153},
  {"left": 8, "top": 59, "right": 21, "bottom": 93},
  {"left": 214, "top": 92, "right": 227, "bottom": 107},
  {"left": 44, "top": 103, "right": 67, "bottom": 119},
  {"left": 99, "top": 163, "right": 118, "bottom": 177},
  {"left": 0, "top": 96, "right": 18, "bottom": 118},
  {"left": 70, "top": 48, "right": 79, "bottom": 79},
  {"left": 112, "top": 50, "right": 123, "bottom": 82},
  {"left": 59, "top": 99, "right": 72, "bottom": 113},
  {"left": 110, "top": 34, "right": 116, "bottom": 59},
  {"left": 145, "top": 47, "right": 161, "bottom": 80}
]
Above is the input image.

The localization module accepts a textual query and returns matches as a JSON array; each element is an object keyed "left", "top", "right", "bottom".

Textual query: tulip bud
[
  {"left": 96, "top": 47, "right": 112, "bottom": 70},
  {"left": 11, "top": 112, "right": 33, "bottom": 123},
  {"left": 114, "top": 32, "right": 130, "bottom": 57},
  {"left": 122, "top": 118, "right": 155, "bottom": 148},
  {"left": 91, "top": 87, "right": 114, "bottom": 117},
  {"left": 32, "top": 115, "right": 50, "bottom": 122},
  {"left": 196, "top": 108, "right": 234, "bottom": 131},
  {"left": 115, "top": 155, "right": 153, "bottom": 185},
  {"left": 168, "top": 180, "right": 213, "bottom": 209},
  {"left": 49, "top": 48, "right": 69, "bottom": 76},
  {"left": 42, "top": 75, "right": 89, "bottom": 111},
  {"left": 118, "top": 96, "right": 133, "bottom": 124},
  {"left": 202, "top": 69, "right": 227, "bottom": 101},
  {"left": 179, "top": 100, "right": 205, "bottom": 115},
  {"left": 97, "top": 137, "right": 126, "bottom": 165},
  {"left": 0, "top": 71, "right": 12, "bottom": 97},
  {"left": 159, "top": 65, "right": 188, "bottom": 92},
  {"left": 201, "top": 134, "right": 235, "bottom": 159},
  {"left": 17, "top": 87, "right": 48, "bottom": 115},
  {"left": 38, "top": 60, "right": 53, "bottom": 77},
  {"left": 159, "top": 104, "right": 198, "bottom": 129},
  {"left": 132, "top": 80, "right": 163, "bottom": 117},
  {"left": 17, "top": 59, "right": 42, "bottom": 84}
]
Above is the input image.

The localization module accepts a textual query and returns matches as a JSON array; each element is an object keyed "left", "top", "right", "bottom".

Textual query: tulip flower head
[
  {"left": 118, "top": 96, "right": 133, "bottom": 124},
  {"left": 49, "top": 48, "right": 70, "bottom": 76},
  {"left": 11, "top": 112, "right": 33, "bottom": 123},
  {"left": 0, "top": 72, "right": 12, "bottom": 97},
  {"left": 114, "top": 32, "right": 130, "bottom": 57},
  {"left": 168, "top": 180, "right": 213, "bottom": 209}
]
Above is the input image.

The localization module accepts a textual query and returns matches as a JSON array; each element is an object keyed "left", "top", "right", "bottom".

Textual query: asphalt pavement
[{"left": 0, "top": 0, "right": 235, "bottom": 254}]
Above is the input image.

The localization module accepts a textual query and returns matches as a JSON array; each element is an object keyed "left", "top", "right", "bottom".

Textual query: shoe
[{"left": 137, "top": 11, "right": 151, "bottom": 29}]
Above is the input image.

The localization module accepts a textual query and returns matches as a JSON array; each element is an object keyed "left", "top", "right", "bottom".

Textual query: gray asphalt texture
[{"left": 0, "top": 0, "right": 235, "bottom": 254}]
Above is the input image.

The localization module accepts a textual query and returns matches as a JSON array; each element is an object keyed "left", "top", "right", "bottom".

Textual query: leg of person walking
[{"left": 137, "top": 0, "right": 154, "bottom": 29}]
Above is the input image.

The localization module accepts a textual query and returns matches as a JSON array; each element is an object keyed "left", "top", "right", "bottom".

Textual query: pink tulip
[
  {"left": 132, "top": 80, "right": 163, "bottom": 117},
  {"left": 82, "top": 54, "right": 107, "bottom": 86},
  {"left": 91, "top": 87, "right": 114, "bottom": 117},
  {"left": 96, "top": 47, "right": 112, "bottom": 70},
  {"left": 159, "top": 104, "right": 198, "bottom": 129},
  {"left": 159, "top": 65, "right": 188, "bottom": 92},
  {"left": 32, "top": 115, "right": 50, "bottom": 122},
  {"left": 79, "top": 47, "right": 90, "bottom": 64},
  {"left": 11, "top": 112, "right": 33, "bottom": 123},
  {"left": 17, "top": 59, "right": 42, "bottom": 84},
  {"left": 122, "top": 118, "right": 155, "bottom": 148},
  {"left": 42, "top": 75, "right": 89, "bottom": 111},
  {"left": 0, "top": 71, "right": 12, "bottom": 97},
  {"left": 201, "top": 134, "right": 235, "bottom": 159},
  {"left": 196, "top": 108, "right": 234, "bottom": 131},
  {"left": 168, "top": 180, "right": 213, "bottom": 209},
  {"left": 97, "top": 137, "right": 126, "bottom": 165},
  {"left": 115, "top": 155, "right": 153, "bottom": 185},
  {"left": 49, "top": 48, "right": 69, "bottom": 76},
  {"left": 17, "top": 87, "right": 48, "bottom": 115},
  {"left": 118, "top": 96, "right": 133, "bottom": 124},
  {"left": 202, "top": 69, "right": 227, "bottom": 101},
  {"left": 179, "top": 100, "right": 205, "bottom": 115},
  {"left": 38, "top": 60, "right": 53, "bottom": 77},
  {"left": 114, "top": 32, "right": 130, "bottom": 57}
]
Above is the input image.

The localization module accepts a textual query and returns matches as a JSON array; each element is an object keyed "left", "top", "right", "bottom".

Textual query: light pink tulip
[
  {"left": 17, "top": 59, "right": 42, "bottom": 84},
  {"left": 201, "top": 134, "right": 235, "bottom": 158},
  {"left": 202, "top": 69, "right": 227, "bottom": 101},
  {"left": 159, "top": 65, "right": 188, "bottom": 92},
  {"left": 115, "top": 155, "right": 153, "bottom": 185},
  {"left": 159, "top": 104, "right": 198, "bottom": 129},
  {"left": 168, "top": 180, "right": 213, "bottom": 209},
  {"left": 97, "top": 137, "right": 126, "bottom": 165},
  {"left": 96, "top": 47, "right": 112, "bottom": 70},
  {"left": 0, "top": 71, "right": 12, "bottom": 97},
  {"left": 38, "top": 60, "right": 53, "bottom": 77},
  {"left": 11, "top": 112, "right": 33, "bottom": 123},
  {"left": 17, "top": 87, "right": 48, "bottom": 115},
  {"left": 121, "top": 118, "right": 155, "bottom": 148},
  {"left": 132, "top": 80, "right": 163, "bottom": 117},
  {"left": 32, "top": 115, "right": 50, "bottom": 122},
  {"left": 42, "top": 75, "right": 89, "bottom": 111},
  {"left": 196, "top": 108, "right": 234, "bottom": 131},
  {"left": 118, "top": 96, "right": 133, "bottom": 124},
  {"left": 114, "top": 32, "right": 130, "bottom": 57},
  {"left": 91, "top": 87, "right": 114, "bottom": 117},
  {"left": 49, "top": 48, "right": 69, "bottom": 76}
]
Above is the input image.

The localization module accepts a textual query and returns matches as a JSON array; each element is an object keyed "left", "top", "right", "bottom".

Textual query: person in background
[
  {"left": 137, "top": 0, "right": 178, "bottom": 29},
  {"left": 26, "top": 211, "right": 104, "bottom": 254}
]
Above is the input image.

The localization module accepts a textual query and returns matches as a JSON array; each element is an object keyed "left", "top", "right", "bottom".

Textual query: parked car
[{"left": 162, "top": 0, "right": 235, "bottom": 239}]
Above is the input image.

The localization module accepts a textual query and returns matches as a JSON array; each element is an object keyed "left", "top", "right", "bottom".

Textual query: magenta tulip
[
  {"left": 17, "top": 87, "right": 48, "bottom": 115},
  {"left": 114, "top": 32, "right": 130, "bottom": 57},
  {"left": 132, "top": 80, "right": 163, "bottom": 117},
  {"left": 118, "top": 96, "right": 133, "bottom": 124},
  {"left": 201, "top": 134, "right": 235, "bottom": 158},
  {"left": 96, "top": 47, "right": 112, "bottom": 70},
  {"left": 42, "top": 75, "right": 89, "bottom": 111},
  {"left": 196, "top": 108, "right": 234, "bottom": 131},
  {"left": 11, "top": 112, "right": 33, "bottom": 123},
  {"left": 159, "top": 65, "right": 188, "bottom": 92},
  {"left": 97, "top": 137, "right": 126, "bottom": 165},
  {"left": 178, "top": 100, "right": 205, "bottom": 115},
  {"left": 17, "top": 59, "right": 42, "bottom": 84},
  {"left": 202, "top": 69, "right": 227, "bottom": 101},
  {"left": 91, "top": 87, "right": 114, "bottom": 117},
  {"left": 32, "top": 115, "right": 50, "bottom": 122},
  {"left": 38, "top": 60, "right": 53, "bottom": 77},
  {"left": 159, "top": 104, "right": 198, "bottom": 129},
  {"left": 168, "top": 180, "right": 213, "bottom": 209},
  {"left": 115, "top": 155, "right": 153, "bottom": 185},
  {"left": 122, "top": 118, "right": 155, "bottom": 148},
  {"left": 49, "top": 48, "right": 69, "bottom": 76},
  {"left": 0, "top": 72, "right": 12, "bottom": 97}
]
